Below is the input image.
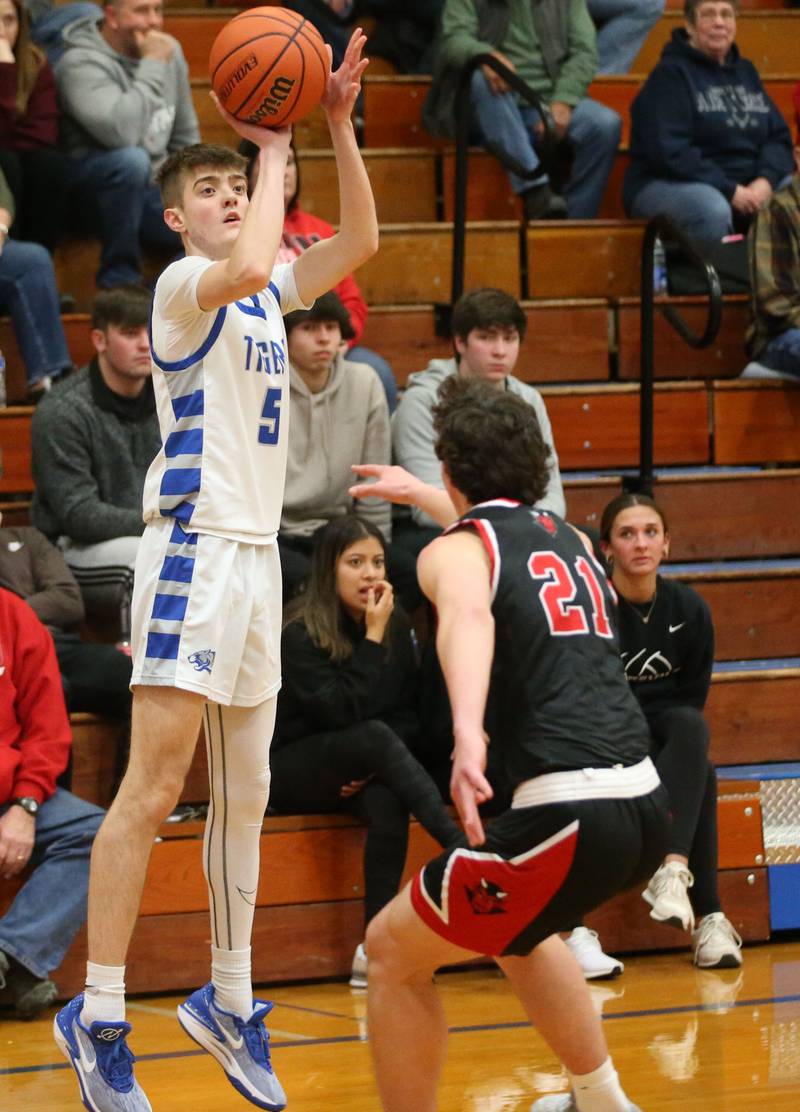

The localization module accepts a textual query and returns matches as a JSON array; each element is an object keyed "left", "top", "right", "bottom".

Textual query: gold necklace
[{"left": 623, "top": 588, "right": 658, "bottom": 624}]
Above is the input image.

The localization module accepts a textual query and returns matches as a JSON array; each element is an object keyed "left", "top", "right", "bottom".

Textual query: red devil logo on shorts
[{"left": 466, "top": 878, "right": 509, "bottom": 915}]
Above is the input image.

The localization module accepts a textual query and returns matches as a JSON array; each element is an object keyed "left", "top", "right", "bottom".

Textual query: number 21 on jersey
[{"left": 529, "top": 550, "right": 613, "bottom": 638}]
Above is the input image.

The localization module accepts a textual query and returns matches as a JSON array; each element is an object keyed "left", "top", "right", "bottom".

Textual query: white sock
[
  {"left": 570, "top": 1057, "right": 631, "bottom": 1112},
  {"left": 81, "top": 962, "right": 126, "bottom": 1025},
  {"left": 211, "top": 945, "right": 253, "bottom": 1018}
]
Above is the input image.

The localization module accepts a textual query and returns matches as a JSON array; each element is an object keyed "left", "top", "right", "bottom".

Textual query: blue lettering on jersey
[{"left": 243, "top": 334, "right": 286, "bottom": 375}]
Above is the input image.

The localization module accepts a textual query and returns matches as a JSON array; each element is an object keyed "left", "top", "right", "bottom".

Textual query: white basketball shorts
[{"left": 130, "top": 517, "right": 282, "bottom": 706}]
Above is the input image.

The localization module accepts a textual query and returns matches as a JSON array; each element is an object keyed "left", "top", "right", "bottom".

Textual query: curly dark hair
[{"left": 432, "top": 376, "right": 551, "bottom": 507}]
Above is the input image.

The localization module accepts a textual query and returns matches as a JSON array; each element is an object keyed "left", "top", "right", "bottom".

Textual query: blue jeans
[
  {"left": 629, "top": 174, "right": 794, "bottom": 245},
  {"left": 587, "top": 0, "right": 665, "bottom": 75},
  {"left": 30, "top": 2, "right": 102, "bottom": 67},
  {"left": 68, "top": 146, "right": 181, "bottom": 287},
  {"left": 347, "top": 344, "right": 398, "bottom": 413},
  {"left": 0, "top": 240, "right": 72, "bottom": 386},
  {"left": 469, "top": 71, "right": 621, "bottom": 218},
  {"left": 759, "top": 328, "right": 800, "bottom": 379},
  {"left": 0, "top": 789, "right": 104, "bottom": 978}
]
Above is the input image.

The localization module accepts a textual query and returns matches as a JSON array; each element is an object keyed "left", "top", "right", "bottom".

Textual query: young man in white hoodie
[
  {"left": 280, "top": 292, "right": 420, "bottom": 607},
  {"left": 392, "top": 287, "right": 566, "bottom": 556}
]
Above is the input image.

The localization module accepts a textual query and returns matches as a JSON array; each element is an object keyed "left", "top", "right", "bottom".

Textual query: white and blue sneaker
[
  {"left": 531, "top": 1097, "right": 641, "bottom": 1111},
  {"left": 53, "top": 993, "right": 152, "bottom": 1112},
  {"left": 177, "top": 983, "right": 286, "bottom": 1110}
]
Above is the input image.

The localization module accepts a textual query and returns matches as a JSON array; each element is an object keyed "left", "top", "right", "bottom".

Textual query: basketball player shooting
[
  {"left": 54, "top": 28, "right": 377, "bottom": 1112},
  {"left": 354, "top": 377, "right": 670, "bottom": 1112}
]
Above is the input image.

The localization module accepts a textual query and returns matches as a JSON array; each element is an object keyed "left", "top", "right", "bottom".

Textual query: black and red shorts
[{"left": 411, "top": 783, "right": 668, "bottom": 957}]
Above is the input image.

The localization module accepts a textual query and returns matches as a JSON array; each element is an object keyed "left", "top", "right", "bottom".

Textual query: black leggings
[
  {"left": 647, "top": 706, "right": 721, "bottom": 918},
  {"left": 269, "top": 720, "right": 461, "bottom": 926}
]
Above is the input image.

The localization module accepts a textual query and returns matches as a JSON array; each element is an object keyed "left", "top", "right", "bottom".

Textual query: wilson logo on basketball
[
  {"left": 248, "top": 76, "right": 296, "bottom": 122},
  {"left": 219, "top": 54, "right": 258, "bottom": 101}
]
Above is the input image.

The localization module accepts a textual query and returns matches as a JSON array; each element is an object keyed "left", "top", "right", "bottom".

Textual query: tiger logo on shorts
[{"left": 188, "top": 649, "right": 216, "bottom": 673}]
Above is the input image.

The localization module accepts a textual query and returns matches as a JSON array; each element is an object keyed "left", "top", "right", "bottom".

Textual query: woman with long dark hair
[
  {"left": 568, "top": 492, "right": 742, "bottom": 974},
  {"left": 0, "top": 0, "right": 69, "bottom": 252},
  {"left": 270, "top": 515, "right": 461, "bottom": 986}
]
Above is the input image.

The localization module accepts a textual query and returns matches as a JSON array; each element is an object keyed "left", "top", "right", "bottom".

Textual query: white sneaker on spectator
[
  {"left": 740, "top": 361, "right": 797, "bottom": 381},
  {"left": 642, "top": 862, "right": 695, "bottom": 931},
  {"left": 349, "top": 943, "right": 368, "bottom": 989},
  {"left": 692, "top": 912, "right": 743, "bottom": 969},
  {"left": 565, "top": 927, "right": 624, "bottom": 980}
]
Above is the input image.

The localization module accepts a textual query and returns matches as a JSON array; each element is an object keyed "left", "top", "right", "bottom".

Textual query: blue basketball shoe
[
  {"left": 531, "top": 1097, "right": 642, "bottom": 1111},
  {"left": 177, "top": 983, "right": 287, "bottom": 1110},
  {"left": 54, "top": 994, "right": 152, "bottom": 1111}
]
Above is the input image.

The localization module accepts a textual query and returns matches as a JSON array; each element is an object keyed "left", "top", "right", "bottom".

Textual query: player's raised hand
[
  {"left": 450, "top": 728, "right": 493, "bottom": 847},
  {"left": 322, "top": 28, "right": 369, "bottom": 123},
  {"left": 210, "top": 91, "right": 292, "bottom": 152}
]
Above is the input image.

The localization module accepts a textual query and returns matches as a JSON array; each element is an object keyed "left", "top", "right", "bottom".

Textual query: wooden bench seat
[
  {"left": 539, "top": 381, "right": 709, "bottom": 468},
  {"left": 712, "top": 379, "right": 800, "bottom": 465},
  {"left": 634, "top": 10, "right": 800, "bottom": 74},
  {"left": 0, "top": 315, "right": 93, "bottom": 404},
  {"left": 708, "top": 666, "right": 800, "bottom": 764},
  {"left": 526, "top": 220, "right": 646, "bottom": 300},
  {"left": 666, "top": 563, "right": 800, "bottom": 661},
  {"left": 616, "top": 295, "right": 750, "bottom": 380},
  {"left": 355, "top": 221, "right": 522, "bottom": 303},
  {"left": 565, "top": 468, "right": 800, "bottom": 561}
]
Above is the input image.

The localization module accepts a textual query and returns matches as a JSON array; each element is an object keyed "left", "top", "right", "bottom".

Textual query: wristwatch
[{"left": 11, "top": 797, "right": 39, "bottom": 815}]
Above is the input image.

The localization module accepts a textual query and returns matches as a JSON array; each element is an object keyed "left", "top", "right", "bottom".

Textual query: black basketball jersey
[{"left": 449, "top": 501, "right": 650, "bottom": 788}]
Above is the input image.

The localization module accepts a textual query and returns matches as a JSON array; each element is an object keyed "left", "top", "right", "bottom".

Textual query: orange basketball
[{"left": 209, "top": 7, "right": 329, "bottom": 129}]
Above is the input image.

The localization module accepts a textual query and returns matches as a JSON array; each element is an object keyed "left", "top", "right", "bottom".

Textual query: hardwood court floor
[{"left": 4, "top": 940, "right": 800, "bottom": 1110}]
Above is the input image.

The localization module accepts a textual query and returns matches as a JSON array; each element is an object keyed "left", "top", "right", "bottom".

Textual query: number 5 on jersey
[
  {"left": 529, "top": 550, "right": 613, "bottom": 638},
  {"left": 258, "top": 387, "right": 282, "bottom": 445}
]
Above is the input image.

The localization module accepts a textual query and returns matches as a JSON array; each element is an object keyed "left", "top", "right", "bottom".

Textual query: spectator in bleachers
[
  {"left": 55, "top": 0, "right": 199, "bottom": 287},
  {"left": 31, "top": 286, "right": 160, "bottom": 639},
  {"left": 742, "top": 141, "right": 800, "bottom": 380},
  {"left": 392, "top": 287, "right": 565, "bottom": 557},
  {"left": 360, "top": 0, "right": 444, "bottom": 74},
  {"left": 586, "top": 0, "right": 664, "bottom": 75},
  {"left": 624, "top": 0, "right": 794, "bottom": 244},
  {"left": 240, "top": 138, "right": 398, "bottom": 411},
  {"left": 0, "top": 0, "right": 72, "bottom": 252},
  {"left": 280, "top": 292, "right": 419, "bottom": 607},
  {"left": 0, "top": 587, "right": 104, "bottom": 1019},
  {"left": 423, "top": 0, "right": 621, "bottom": 219},
  {"left": 0, "top": 164, "right": 73, "bottom": 401},
  {"left": 0, "top": 516, "right": 132, "bottom": 720},
  {"left": 571, "top": 493, "right": 742, "bottom": 973},
  {"left": 270, "top": 515, "right": 461, "bottom": 988}
]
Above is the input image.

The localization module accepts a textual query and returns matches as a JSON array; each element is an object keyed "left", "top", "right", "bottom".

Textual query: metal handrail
[
  {"left": 435, "top": 53, "right": 555, "bottom": 337},
  {"left": 628, "top": 215, "right": 723, "bottom": 496}
]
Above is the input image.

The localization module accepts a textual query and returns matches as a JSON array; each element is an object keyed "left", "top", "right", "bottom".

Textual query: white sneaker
[
  {"left": 642, "top": 862, "right": 695, "bottom": 931},
  {"left": 692, "top": 912, "right": 743, "bottom": 969},
  {"left": 349, "top": 943, "right": 367, "bottom": 989},
  {"left": 740, "top": 361, "right": 797, "bottom": 381},
  {"left": 565, "top": 927, "right": 624, "bottom": 980}
]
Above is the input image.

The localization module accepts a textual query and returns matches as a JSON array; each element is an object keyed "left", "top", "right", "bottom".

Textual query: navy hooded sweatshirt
[{"left": 624, "top": 29, "right": 793, "bottom": 210}]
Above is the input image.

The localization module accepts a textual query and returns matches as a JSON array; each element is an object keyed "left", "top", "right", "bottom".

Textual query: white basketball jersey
[{"left": 143, "top": 256, "right": 308, "bottom": 542}]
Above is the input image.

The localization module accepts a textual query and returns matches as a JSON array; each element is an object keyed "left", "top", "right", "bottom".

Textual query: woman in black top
[
  {"left": 270, "top": 516, "right": 461, "bottom": 987},
  {"left": 597, "top": 493, "right": 741, "bottom": 969}
]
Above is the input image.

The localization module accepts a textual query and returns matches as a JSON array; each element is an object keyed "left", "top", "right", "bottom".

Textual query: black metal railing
[
  {"left": 435, "top": 53, "right": 555, "bottom": 337},
  {"left": 626, "top": 215, "right": 723, "bottom": 496}
]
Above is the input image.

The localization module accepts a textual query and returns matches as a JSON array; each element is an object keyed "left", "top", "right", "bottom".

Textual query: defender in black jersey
[{"left": 360, "top": 377, "right": 668, "bottom": 1112}]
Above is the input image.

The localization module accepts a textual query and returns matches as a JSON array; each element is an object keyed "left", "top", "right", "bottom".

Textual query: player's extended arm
[
  {"left": 418, "top": 532, "right": 495, "bottom": 846},
  {"left": 349, "top": 464, "right": 458, "bottom": 528},
  {"left": 193, "top": 104, "right": 291, "bottom": 310},
  {"left": 293, "top": 30, "right": 378, "bottom": 304}
]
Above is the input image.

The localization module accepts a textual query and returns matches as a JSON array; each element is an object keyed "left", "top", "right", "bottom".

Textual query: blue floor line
[
  {"left": 8, "top": 991, "right": 800, "bottom": 1078},
  {"left": 717, "top": 762, "right": 800, "bottom": 780},
  {"left": 564, "top": 465, "right": 761, "bottom": 481}
]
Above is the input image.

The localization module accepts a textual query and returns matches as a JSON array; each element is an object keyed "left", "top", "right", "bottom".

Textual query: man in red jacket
[{"left": 0, "top": 587, "right": 103, "bottom": 1018}]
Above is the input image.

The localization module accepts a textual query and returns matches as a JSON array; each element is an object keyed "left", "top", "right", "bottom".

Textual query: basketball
[{"left": 209, "top": 7, "right": 329, "bottom": 129}]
